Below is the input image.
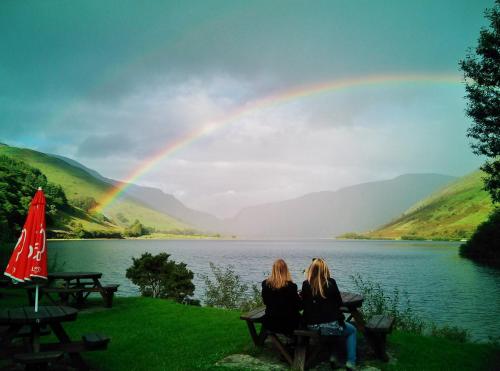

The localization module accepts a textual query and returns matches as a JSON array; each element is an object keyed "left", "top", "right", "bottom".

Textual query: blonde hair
[
  {"left": 306, "top": 258, "right": 331, "bottom": 298},
  {"left": 266, "top": 259, "right": 292, "bottom": 289}
]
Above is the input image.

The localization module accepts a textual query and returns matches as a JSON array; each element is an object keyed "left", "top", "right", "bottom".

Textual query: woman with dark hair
[
  {"left": 302, "top": 258, "right": 357, "bottom": 370},
  {"left": 261, "top": 259, "right": 302, "bottom": 336}
]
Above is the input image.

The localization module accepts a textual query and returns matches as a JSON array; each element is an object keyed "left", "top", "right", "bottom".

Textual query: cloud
[{"left": 76, "top": 134, "right": 134, "bottom": 158}]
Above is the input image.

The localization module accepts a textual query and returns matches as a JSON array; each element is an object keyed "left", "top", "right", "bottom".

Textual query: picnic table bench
[
  {"left": 241, "top": 291, "right": 394, "bottom": 370},
  {"left": 0, "top": 306, "right": 110, "bottom": 370},
  {"left": 26, "top": 272, "right": 119, "bottom": 308}
]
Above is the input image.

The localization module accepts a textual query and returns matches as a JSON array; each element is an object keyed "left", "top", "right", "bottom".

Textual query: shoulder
[
  {"left": 262, "top": 279, "right": 269, "bottom": 288},
  {"left": 288, "top": 281, "right": 298, "bottom": 290}
]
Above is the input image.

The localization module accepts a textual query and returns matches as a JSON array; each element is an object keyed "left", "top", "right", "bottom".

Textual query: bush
[
  {"left": 126, "top": 252, "right": 195, "bottom": 303},
  {"left": 460, "top": 208, "right": 500, "bottom": 267},
  {"left": 124, "top": 219, "right": 149, "bottom": 237},
  {"left": 201, "top": 262, "right": 262, "bottom": 311},
  {"left": 430, "top": 323, "right": 470, "bottom": 343},
  {"left": 351, "top": 273, "right": 473, "bottom": 341},
  {"left": 351, "top": 273, "right": 425, "bottom": 333}
]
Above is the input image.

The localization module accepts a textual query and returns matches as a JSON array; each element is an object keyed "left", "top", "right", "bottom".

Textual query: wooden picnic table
[
  {"left": 27, "top": 272, "right": 119, "bottom": 308},
  {"left": 241, "top": 291, "right": 394, "bottom": 370},
  {"left": 241, "top": 292, "right": 365, "bottom": 347},
  {"left": 0, "top": 305, "right": 106, "bottom": 370}
]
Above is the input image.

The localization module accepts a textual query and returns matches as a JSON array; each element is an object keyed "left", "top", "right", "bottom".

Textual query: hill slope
[
  {"left": 222, "top": 174, "right": 456, "bottom": 238},
  {"left": 368, "top": 170, "right": 494, "bottom": 240},
  {"left": 53, "top": 154, "right": 222, "bottom": 232},
  {"left": 0, "top": 145, "right": 191, "bottom": 233}
]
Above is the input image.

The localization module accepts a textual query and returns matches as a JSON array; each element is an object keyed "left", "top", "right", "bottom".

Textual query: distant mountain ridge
[
  {"left": 221, "top": 174, "right": 456, "bottom": 238},
  {"left": 368, "top": 170, "right": 493, "bottom": 240},
  {"left": 2, "top": 143, "right": 477, "bottom": 240}
]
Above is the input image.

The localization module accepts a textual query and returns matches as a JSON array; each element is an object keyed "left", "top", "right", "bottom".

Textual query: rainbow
[{"left": 92, "top": 72, "right": 463, "bottom": 213}]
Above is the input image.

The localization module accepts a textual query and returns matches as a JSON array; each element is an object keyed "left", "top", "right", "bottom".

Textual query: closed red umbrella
[{"left": 4, "top": 187, "right": 47, "bottom": 311}]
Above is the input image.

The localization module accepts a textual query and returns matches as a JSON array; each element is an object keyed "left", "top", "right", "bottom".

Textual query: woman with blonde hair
[
  {"left": 302, "top": 258, "right": 357, "bottom": 370},
  {"left": 261, "top": 259, "right": 302, "bottom": 335}
]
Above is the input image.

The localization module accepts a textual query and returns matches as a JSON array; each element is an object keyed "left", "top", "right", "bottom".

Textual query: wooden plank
[
  {"left": 294, "top": 329, "right": 319, "bottom": 338},
  {"left": 240, "top": 306, "right": 265, "bottom": 320},
  {"left": 366, "top": 314, "right": 394, "bottom": 332},
  {"left": 269, "top": 334, "right": 293, "bottom": 365}
]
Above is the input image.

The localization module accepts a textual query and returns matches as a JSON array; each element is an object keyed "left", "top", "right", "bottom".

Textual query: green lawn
[{"left": 0, "top": 287, "right": 498, "bottom": 370}]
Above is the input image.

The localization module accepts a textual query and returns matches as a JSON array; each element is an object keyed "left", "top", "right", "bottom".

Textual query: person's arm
[
  {"left": 330, "top": 278, "right": 343, "bottom": 306},
  {"left": 261, "top": 280, "right": 270, "bottom": 306}
]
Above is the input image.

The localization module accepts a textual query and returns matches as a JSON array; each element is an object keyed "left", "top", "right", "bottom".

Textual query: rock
[{"left": 215, "top": 354, "right": 288, "bottom": 370}]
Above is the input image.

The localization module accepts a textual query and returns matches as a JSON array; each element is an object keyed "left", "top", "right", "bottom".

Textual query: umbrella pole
[{"left": 35, "top": 284, "right": 39, "bottom": 312}]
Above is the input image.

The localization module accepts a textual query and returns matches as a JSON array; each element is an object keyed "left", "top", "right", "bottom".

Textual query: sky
[{"left": 0, "top": 0, "right": 492, "bottom": 218}]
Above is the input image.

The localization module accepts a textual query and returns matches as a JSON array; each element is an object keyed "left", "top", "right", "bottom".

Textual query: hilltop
[
  {"left": 0, "top": 145, "right": 194, "bottom": 237},
  {"left": 367, "top": 170, "right": 494, "bottom": 240}
]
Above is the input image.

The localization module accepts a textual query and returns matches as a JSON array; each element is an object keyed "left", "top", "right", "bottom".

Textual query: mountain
[
  {"left": 52, "top": 154, "right": 222, "bottom": 232},
  {"left": 222, "top": 174, "right": 456, "bottom": 238},
  {"left": 367, "top": 170, "right": 494, "bottom": 240},
  {"left": 0, "top": 145, "right": 191, "bottom": 233}
]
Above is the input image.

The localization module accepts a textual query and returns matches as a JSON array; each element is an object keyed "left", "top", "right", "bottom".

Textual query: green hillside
[
  {"left": 0, "top": 145, "right": 190, "bottom": 235},
  {"left": 368, "top": 170, "right": 494, "bottom": 240}
]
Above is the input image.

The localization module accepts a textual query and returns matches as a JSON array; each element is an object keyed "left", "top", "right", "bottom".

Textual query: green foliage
[
  {"left": 429, "top": 324, "right": 470, "bottom": 343},
  {"left": 201, "top": 263, "right": 263, "bottom": 311},
  {"left": 337, "top": 232, "right": 371, "bottom": 239},
  {"left": 460, "top": 1, "right": 500, "bottom": 203},
  {"left": 351, "top": 273, "right": 426, "bottom": 334},
  {"left": 124, "top": 219, "right": 147, "bottom": 237},
  {"left": 125, "top": 252, "right": 195, "bottom": 303},
  {"left": 0, "top": 155, "right": 68, "bottom": 242},
  {"left": 70, "top": 195, "right": 97, "bottom": 212},
  {"left": 460, "top": 207, "right": 500, "bottom": 267}
]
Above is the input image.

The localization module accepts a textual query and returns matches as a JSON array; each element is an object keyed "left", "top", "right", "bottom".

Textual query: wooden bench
[
  {"left": 82, "top": 333, "right": 110, "bottom": 350},
  {"left": 365, "top": 314, "right": 394, "bottom": 361},
  {"left": 13, "top": 351, "right": 64, "bottom": 371},
  {"left": 43, "top": 287, "right": 85, "bottom": 307},
  {"left": 78, "top": 284, "right": 119, "bottom": 308}
]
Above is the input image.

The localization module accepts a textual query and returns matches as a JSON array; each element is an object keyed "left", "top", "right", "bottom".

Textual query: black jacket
[
  {"left": 261, "top": 280, "right": 302, "bottom": 335},
  {"left": 301, "top": 277, "right": 344, "bottom": 325}
]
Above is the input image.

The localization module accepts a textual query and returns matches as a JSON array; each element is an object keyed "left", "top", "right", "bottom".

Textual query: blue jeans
[{"left": 343, "top": 322, "right": 357, "bottom": 364}]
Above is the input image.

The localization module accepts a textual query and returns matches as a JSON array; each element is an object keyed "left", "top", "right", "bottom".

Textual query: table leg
[
  {"left": 349, "top": 308, "right": 366, "bottom": 334},
  {"left": 245, "top": 321, "right": 267, "bottom": 346},
  {"left": 50, "top": 322, "right": 89, "bottom": 371}
]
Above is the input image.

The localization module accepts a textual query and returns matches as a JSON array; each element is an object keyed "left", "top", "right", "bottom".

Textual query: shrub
[
  {"left": 430, "top": 323, "right": 470, "bottom": 343},
  {"left": 351, "top": 273, "right": 425, "bottom": 333},
  {"left": 126, "top": 252, "right": 195, "bottom": 303},
  {"left": 201, "top": 262, "right": 262, "bottom": 311}
]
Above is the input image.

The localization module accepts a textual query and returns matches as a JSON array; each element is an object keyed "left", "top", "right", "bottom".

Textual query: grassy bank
[{"left": 0, "top": 287, "right": 498, "bottom": 370}]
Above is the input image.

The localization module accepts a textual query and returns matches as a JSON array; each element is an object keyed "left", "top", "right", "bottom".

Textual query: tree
[
  {"left": 125, "top": 252, "right": 195, "bottom": 302},
  {"left": 459, "top": 0, "right": 500, "bottom": 203},
  {"left": 124, "top": 219, "right": 144, "bottom": 237}
]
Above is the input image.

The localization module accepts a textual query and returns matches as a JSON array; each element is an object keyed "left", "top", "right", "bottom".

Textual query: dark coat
[
  {"left": 261, "top": 280, "right": 302, "bottom": 335},
  {"left": 301, "top": 277, "right": 345, "bottom": 325}
]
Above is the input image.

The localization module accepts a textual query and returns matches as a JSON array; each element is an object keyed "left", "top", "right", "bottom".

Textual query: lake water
[{"left": 47, "top": 239, "right": 500, "bottom": 341}]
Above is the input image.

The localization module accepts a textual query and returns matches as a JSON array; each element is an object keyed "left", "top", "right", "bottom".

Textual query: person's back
[
  {"left": 301, "top": 258, "right": 357, "bottom": 370},
  {"left": 261, "top": 259, "right": 301, "bottom": 335},
  {"left": 301, "top": 277, "right": 344, "bottom": 326}
]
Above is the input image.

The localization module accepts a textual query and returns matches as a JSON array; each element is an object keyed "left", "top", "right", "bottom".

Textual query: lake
[{"left": 47, "top": 239, "right": 500, "bottom": 341}]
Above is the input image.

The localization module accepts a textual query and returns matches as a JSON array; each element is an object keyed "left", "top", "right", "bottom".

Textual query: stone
[{"left": 215, "top": 354, "right": 288, "bottom": 370}]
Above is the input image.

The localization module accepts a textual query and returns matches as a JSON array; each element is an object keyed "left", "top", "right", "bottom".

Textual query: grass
[
  {"left": 0, "top": 287, "right": 498, "bottom": 370},
  {"left": 369, "top": 170, "right": 494, "bottom": 240}
]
